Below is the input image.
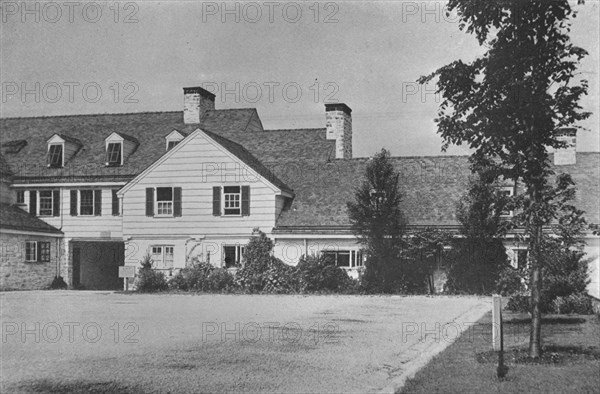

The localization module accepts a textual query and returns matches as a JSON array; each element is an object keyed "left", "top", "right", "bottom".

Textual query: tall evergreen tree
[
  {"left": 419, "top": 0, "right": 590, "bottom": 357},
  {"left": 347, "top": 149, "right": 405, "bottom": 292}
]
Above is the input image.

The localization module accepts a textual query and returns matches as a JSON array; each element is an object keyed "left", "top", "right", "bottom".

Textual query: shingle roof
[
  {"left": 0, "top": 153, "right": 12, "bottom": 177},
  {"left": 201, "top": 130, "right": 293, "bottom": 194},
  {"left": 2, "top": 110, "right": 598, "bottom": 231},
  {"left": 0, "top": 109, "right": 330, "bottom": 183},
  {"left": 0, "top": 203, "right": 63, "bottom": 234},
  {"left": 271, "top": 153, "right": 600, "bottom": 230}
]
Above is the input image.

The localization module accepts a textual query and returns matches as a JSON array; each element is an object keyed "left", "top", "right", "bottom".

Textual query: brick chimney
[
  {"left": 325, "top": 103, "right": 352, "bottom": 159},
  {"left": 554, "top": 128, "right": 577, "bottom": 165},
  {"left": 183, "top": 86, "right": 216, "bottom": 124}
]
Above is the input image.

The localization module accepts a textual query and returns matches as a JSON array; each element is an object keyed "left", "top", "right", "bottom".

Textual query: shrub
[
  {"left": 205, "top": 268, "right": 235, "bottom": 292},
  {"left": 49, "top": 276, "right": 67, "bottom": 289},
  {"left": 506, "top": 293, "right": 530, "bottom": 313},
  {"left": 263, "top": 258, "right": 299, "bottom": 294},
  {"left": 169, "top": 260, "right": 215, "bottom": 291},
  {"left": 296, "top": 255, "right": 352, "bottom": 293},
  {"left": 495, "top": 265, "right": 525, "bottom": 296},
  {"left": 446, "top": 239, "right": 507, "bottom": 295},
  {"left": 136, "top": 255, "right": 168, "bottom": 292},
  {"left": 552, "top": 294, "right": 594, "bottom": 315}
]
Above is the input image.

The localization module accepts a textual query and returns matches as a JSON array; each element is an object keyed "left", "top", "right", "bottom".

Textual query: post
[
  {"left": 492, "top": 295, "right": 503, "bottom": 351},
  {"left": 125, "top": 277, "right": 129, "bottom": 292}
]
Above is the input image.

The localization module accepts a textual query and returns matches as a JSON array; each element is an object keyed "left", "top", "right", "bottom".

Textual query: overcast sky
[{"left": 1, "top": 0, "right": 598, "bottom": 157}]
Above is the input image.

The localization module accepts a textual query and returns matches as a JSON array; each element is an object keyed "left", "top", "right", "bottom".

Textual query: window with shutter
[
  {"left": 112, "top": 190, "right": 120, "bottom": 216},
  {"left": 146, "top": 188, "right": 154, "bottom": 216},
  {"left": 29, "top": 191, "right": 37, "bottom": 216},
  {"left": 38, "top": 191, "right": 53, "bottom": 216},
  {"left": 212, "top": 186, "right": 221, "bottom": 216},
  {"left": 52, "top": 190, "right": 60, "bottom": 216},
  {"left": 223, "top": 186, "right": 241, "bottom": 216},
  {"left": 156, "top": 187, "right": 173, "bottom": 216},
  {"left": 70, "top": 190, "right": 78, "bottom": 216}
]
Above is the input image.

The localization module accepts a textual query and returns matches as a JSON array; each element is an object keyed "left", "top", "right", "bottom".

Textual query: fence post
[{"left": 492, "top": 295, "right": 503, "bottom": 351}]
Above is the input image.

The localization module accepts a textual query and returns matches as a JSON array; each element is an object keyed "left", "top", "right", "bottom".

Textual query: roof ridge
[{"left": 0, "top": 110, "right": 181, "bottom": 120}]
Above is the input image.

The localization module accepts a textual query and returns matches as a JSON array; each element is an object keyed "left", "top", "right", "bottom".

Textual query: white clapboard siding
[
  {"left": 122, "top": 132, "right": 279, "bottom": 238},
  {"left": 40, "top": 187, "right": 123, "bottom": 239}
]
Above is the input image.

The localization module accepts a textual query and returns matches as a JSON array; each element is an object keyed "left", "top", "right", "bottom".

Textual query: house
[{"left": 1, "top": 85, "right": 598, "bottom": 297}]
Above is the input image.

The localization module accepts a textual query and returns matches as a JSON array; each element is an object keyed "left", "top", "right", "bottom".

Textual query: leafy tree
[
  {"left": 419, "top": 1, "right": 590, "bottom": 357},
  {"left": 401, "top": 228, "right": 452, "bottom": 294},
  {"left": 446, "top": 168, "right": 509, "bottom": 294},
  {"left": 347, "top": 149, "right": 405, "bottom": 292}
]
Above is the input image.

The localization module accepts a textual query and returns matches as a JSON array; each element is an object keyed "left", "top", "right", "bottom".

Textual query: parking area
[{"left": 1, "top": 291, "right": 490, "bottom": 393}]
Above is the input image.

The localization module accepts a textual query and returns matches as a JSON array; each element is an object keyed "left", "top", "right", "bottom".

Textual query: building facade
[{"left": 1, "top": 85, "right": 598, "bottom": 296}]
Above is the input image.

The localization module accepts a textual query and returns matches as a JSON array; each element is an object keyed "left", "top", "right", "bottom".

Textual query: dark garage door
[{"left": 72, "top": 241, "right": 124, "bottom": 290}]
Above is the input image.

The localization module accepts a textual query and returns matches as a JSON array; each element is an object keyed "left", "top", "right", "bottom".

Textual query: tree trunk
[{"left": 529, "top": 223, "right": 543, "bottom": 358}]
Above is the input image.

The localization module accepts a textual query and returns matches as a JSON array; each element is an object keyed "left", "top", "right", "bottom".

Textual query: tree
[
  {"left": 446, "top": 168, "right": 509, "bottom": 294},
  {"left": 347, "top": 149, "right": 405, "bottom": 292},
  {"left": 419, "top": 0, "right": 590, "bottom": 357},
  {"left": 401, "top": 228, "right": 452, "bottom": 294}
]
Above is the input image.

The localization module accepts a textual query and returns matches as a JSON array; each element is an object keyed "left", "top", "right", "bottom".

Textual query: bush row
[{"left": 135, "top": 255, "right": 359, "bottom": 294}]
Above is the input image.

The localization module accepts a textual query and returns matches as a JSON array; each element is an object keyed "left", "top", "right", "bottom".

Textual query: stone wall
[{"left": 0, "top": 233, "right": 62, "bottom": 290}]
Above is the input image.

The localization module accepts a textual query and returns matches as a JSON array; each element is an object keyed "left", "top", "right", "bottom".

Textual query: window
[
  {"left": 513, "top": 249, "right": 528, "bottom": 269},
  {"left": 223, "top": 186, "right": 241, "bottom": 216},
  {"left": 156, "top": 187, "right": 173, "bottom": 216},
  {"left": 106, "top": 142, "right": 122, "bottom": 166},
  {"left": 150, "top": 245, "right": 174, "bottom": 269},
  {"left": 25, "top": 241, "right": 37, "bottom": 262},
  {"left": 499, "top": 187, "right": 514, "bottom": 217},
  {"left": 39, "top": 191, "right": 53, "bottom": 216},
  {"left": 322, "top": 250, "right": 363, "bottom": 268},
  {"left": 167, "top": 140, "right": 180, "bottom": 151},
  {"left": 16, "top": 191, "right": 25, "bottom": 204},
  {"left": 25, "top": 241, "right": 50, "bottom": 262},
  {"left": 223, "top": 245, "right": 245, "bottom": 268},
  {"left": 80, "top": 190, "right": 95, "bottom": 215},
  {"left": 47, "top": 144, "right": 63, "bottom": 167}
]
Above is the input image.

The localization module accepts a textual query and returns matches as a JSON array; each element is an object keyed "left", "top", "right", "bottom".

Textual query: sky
[{"left": 1, "top": 0, "right": 598, "bottom": 158}]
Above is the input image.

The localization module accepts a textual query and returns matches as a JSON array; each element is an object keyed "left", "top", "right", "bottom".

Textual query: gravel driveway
[{"left": 1, "top": 291, "right": 490, "bottom": 393}]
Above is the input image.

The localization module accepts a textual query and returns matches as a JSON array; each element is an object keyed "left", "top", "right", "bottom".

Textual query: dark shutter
[
  {"left": 146, "top": 188, "right": 154, "bottom": 217},
  {"left": 29, "top": 191, "right": 37, "bottom": 216},
  {"left": 94, "top": 190, "right": 102, "bottom": 216},
  {"left": 112, "top": 190, "right": 119, "bottom": 216},
  {"left": 174, "top": 187, "right": 182, "bottom": 217},
  {"left": 241, "top": 186, "right": 250, "bottom": 216},
  {"left": 52, "top": 190, "right": 60, "bottom": 216},
  {"left": 36, "top": 242, "right": 41, "bottom": 262},
  {"left": 212, "top": 186, "right": 221, "bottom": 216},
  {"left": 70, "top": 190, "right": 78, "bottom": 216}
]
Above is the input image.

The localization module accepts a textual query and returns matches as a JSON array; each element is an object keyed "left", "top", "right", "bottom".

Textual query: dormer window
[
  {"left": 165, "top": 130, "right": 186, "bottom": 151},
  {"left": 46, "top": 134, "right": 82, "bottom": 168},
  {"left": 104, "top": 132, "right": 138, "bottom": 167},
  {"left": 47, "top": 144, "right": 63, "bottom": 168},
  {"left": 167, "top": 140, "right": 180, "bottom": 151},
  {"left": 106, "top": 142, "right": 123, "bottom": 166}
]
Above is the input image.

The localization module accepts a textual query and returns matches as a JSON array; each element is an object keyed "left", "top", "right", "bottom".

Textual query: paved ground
[{"left": 1, "top": 291, "right": 490, "bottom": 393}]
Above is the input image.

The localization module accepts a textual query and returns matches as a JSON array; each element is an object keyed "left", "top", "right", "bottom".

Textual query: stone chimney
[
  {"left": 554, "top": 128, "right": 577, "bottom": 165},
  {"left": 183, "top": 86, "right": 216, "bottom": 124},
  {"left": 325, "top": 103, "right": 352, "bottom": 159}
]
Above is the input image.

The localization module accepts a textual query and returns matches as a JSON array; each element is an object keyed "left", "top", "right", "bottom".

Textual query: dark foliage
[
  {"left": 49, "top": 275, "right": 68, "bottom": 289},
  {"left": 136, "top": 255, "right": 168, "bottom": 292}
]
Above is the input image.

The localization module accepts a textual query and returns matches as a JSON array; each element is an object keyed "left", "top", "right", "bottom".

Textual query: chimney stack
[
  {"left": 183, "top": 86, "right": 216, "bottom": 124},
  {"left": 554, "top": 128, "right": 577, "bottom": 165},
  {"left": 325, "top": 103, "right": 352, "bottom": 159}
]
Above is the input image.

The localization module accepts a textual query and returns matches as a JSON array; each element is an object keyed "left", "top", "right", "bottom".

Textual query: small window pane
[
  {"left": 156, "top": 188, "right": 173, "bottom": 201},
  {"left": 48, "top": 145, "right": 63, "bottom": 167},
  {"left": 17, "top": 191, "right": 25, "bottom": 204},
  {"left": 39, "top": 191, "right": 53, "bottom": 216},
  {"left": 39, "top": 242, "right": 50, "bottom": 262},
  {"left": 80, "top": 190, "right": 94, "bottom": 215},
  {"left": 107, "top": 143, "right": 122, "bottom": 165},
  {"left": 167, "top": 140, "right": 179, "bottom": 150},
  {"left": 25, "top": 242, "right": 37, "bottom": 262}
]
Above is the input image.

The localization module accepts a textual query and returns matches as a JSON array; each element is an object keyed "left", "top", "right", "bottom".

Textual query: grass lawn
[{"left": 400, "top": 311, "right": 600, "bottom": 394}]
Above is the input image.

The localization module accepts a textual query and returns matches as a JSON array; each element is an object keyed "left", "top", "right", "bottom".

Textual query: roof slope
[
  {"left": 201, "top": 130, "right": 293, "bottom": 194},
  {"left": 272, "top": 152, "right": 600, "bottom": 230},
  {"left": 0, "top": 203, "right": 63, "bottom": 234},
  {"left": 1, "top": 110, "right": 332, "bottom": 183}
]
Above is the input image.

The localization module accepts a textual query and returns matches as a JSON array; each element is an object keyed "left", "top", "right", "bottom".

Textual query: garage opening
[{"left": 71, "top": 241, "right": 124, "bottom": 290}]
